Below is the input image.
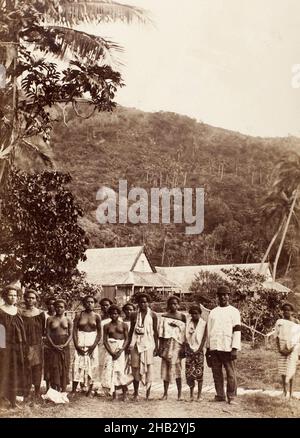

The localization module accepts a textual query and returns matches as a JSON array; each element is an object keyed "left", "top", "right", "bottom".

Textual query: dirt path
[
  {"left": 0, "top": 356, "right": 277, "bottom": 418},
  {"left": 0, "top": 391, "right": 266, "bottom": 418}
]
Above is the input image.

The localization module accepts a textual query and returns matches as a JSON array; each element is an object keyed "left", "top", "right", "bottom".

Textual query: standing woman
[
  {"left": 22, "top": 289, "right": 45, "bottom": 404},
  {"left": 98, "top": 298, "right": 113, "bottom": 385},
  {"left": 44, "top": 297, "right": 56, "bottom": 391},
  {"left": 71, "top": 295, "right": 101, "bottom": 397},
  {"left": 0, "top": 285, "right": 26, "bottom": 409},
  {"left": 46, "top": 299, "right": 73, "bottom": 392},
  {"left": 123, "top": 303, "right": 135, "bottom": 376},
  {"left": 102, "top": 305, "right": 131, "bottom": 401},
  {"left": 158, "top": 296, "right": 186, "bottom": 401},
  {"left": 185, "top": 305, "right": 207, "bottom": 401},
  {"left": 275, "top": 302, "right": 300, "bottom": 399}
]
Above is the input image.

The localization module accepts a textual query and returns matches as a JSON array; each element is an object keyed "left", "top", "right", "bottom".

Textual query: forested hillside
[{"left": 49, "top": 106, "right": 299, "bottom": 289}]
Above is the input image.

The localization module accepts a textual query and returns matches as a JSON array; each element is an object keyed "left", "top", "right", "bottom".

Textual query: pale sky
[{"left": 79, "top": 0, "right": 300, "bottom": 137}]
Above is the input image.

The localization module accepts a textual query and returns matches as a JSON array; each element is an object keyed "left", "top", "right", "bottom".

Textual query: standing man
[
  {"left": 206, "top": 285, "right": 241, "bottom": 404},
  {"left": 128, "top": 293, "right": 158, "bottom": 401}
]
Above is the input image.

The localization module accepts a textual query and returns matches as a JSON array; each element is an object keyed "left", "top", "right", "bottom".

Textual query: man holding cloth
[{"left": 206, "top": 285, "right": 241, "bottom": 404}]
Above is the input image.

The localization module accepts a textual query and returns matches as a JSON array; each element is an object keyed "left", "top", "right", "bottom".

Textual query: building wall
[
  {"left": 134, "top": 253, "right": 153, "bottom": 272},
  {"left": 102, "top": 286, "right": 116, "bottom": 301}
]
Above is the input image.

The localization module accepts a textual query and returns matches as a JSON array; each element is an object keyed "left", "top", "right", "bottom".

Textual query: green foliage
[
  {"left": 131, "top": 290, "right": 164, "bottom": 304},
  {"left": 50, "top": 107, "right": 299, "bottom": 286},
  {"left": 0, "top": 0, "right": 139, "bottom": 176},
  {"left": 40, "top": 272, "right": 102, "bottom": 310},
  {"left": 189, "top": 267, "right": 286, "bottom": 334},
  {"left": 189, "top": 271, "right": 226, "bottom": 309},
  {"left": 0, "top": 168, "right": 88, "bottom": 290}
]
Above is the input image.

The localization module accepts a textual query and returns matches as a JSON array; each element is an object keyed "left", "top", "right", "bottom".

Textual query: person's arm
[
  {"left": 127, "top": 313, "right": 136, "bottom": 347},
  {"left": 103, "top": 323, "right": 114, "bottom": 357},
  {"left": 114, "top": 323, "right": 128, "bottom": 360},
  {"left": 40, "top": 311, "right": 46, "bottom": 337},
  {"left": 197, "top": 324, "right": 207, "bottom": 353},
  {"left": 122, "top": 321, "right": 129, "bottom": 350},
  {"left": 152, "top": 312, "right": 159, "bottom": 355},
  {"left": 46, "top": 317, "right": 59, "bottom": 350},
  {"left": 205, "top": 315, "right": 212, "bottom": 366},
  {"left": 88, "top": 314, "right": 102, "bottom": 356},
  {"left": 276, "top": 337, "right": 284, "bottom": 354},
  {"left": 73, "top": 313, "right": 83, "bottom": 354},
  {"left": 231, "top": 309, "right": 241, "bottom": 358},
  {"left": 61, "top": 317, "right": 73, "bottom": 348}
]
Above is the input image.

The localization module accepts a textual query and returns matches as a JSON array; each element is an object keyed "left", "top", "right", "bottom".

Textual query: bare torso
[
  {"left": 77, "top": 311, "right": 100, "bottom": 332},
  {"left": 106, "top": 321, "right": 127, "bottom": 340}
]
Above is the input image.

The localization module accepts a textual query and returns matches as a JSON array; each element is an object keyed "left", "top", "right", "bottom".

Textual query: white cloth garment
[
  {"left": 130, "top": 309, "right": 155, "bottom": 388},
  {"left": 42, "top": 388, "right": 69, "bottom": 404},
  {"left": 207, "top": 305, "right": 241, "bottom": 351},
  {"left": 73, "top": 331, "right": 99, "bottom": 385},
  {"left": 275, "top": 318, "right": 300, "bottom": 381},
  {"left": 159, "top": 315, "right": 186, "bottom": 345},
  {"left": 185, "top": 317, "right": 207, "bottom": 352},
  {"left": 101, "top": 338, "right": 133, "bottom": 395},
  {"left": 130, "top": 308, "right": 155, "bottom": 353}
]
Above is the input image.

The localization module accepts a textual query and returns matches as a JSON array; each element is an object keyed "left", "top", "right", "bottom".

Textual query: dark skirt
[
  {"left": 23, "top": 313, "right": 45, "bottom": 394},
  {"left": 185, "top": 345, "right": 204, "bottom": 387},
  {"left": 44, "top": 343, "right": 51, "bottom": 382},
  {"left": 0, "top": 309, "right": 26, "bottom": 404},
  {"left": 0, "top": 343, "right": 26, "bottom": 403},
  {"left": 48, "top": 335, "right": 70, "bottom": 390}
]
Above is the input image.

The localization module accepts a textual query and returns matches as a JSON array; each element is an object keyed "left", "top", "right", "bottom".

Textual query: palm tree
[
  {"left": 283, "top": 227, "right": 300, "bottom": 275},
  {"left": 259, "top": 190, "right": 291, "bottom": 270},
  {"left": 0, "top": 0, "right": 149, "bottom": 183},
  {"left": 263, "top": 152, "right": 300, "bottom": 280}
]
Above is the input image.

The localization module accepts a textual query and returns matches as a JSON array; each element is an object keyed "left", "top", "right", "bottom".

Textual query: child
[
  {"left": 185, "top": 305, "right": 207, "bottom": 401},
  {"left": 102, "top": 305, "right": 131, "bottom": 401}
]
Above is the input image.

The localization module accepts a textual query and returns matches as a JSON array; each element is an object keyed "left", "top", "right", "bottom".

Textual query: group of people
[
  {"left": 0, "top": 281, "right": 298, "bottom": 410},
  {"left": 0, "top": 283, "right": 243, "bottom": 409}
]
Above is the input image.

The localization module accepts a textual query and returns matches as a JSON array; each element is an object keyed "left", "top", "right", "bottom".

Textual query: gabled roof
[
  {"left": 262, "top": 280, "right": 290, "bottom": 293},
  {"left": 78, "top": 246, "right": 155, "bottom": 277},
  {"left": 94, "top": 271, "right": 180, "bottom": 288},
  {"left": 156, "top": 263, "right": 272, "bottom": 292},
  {"left": 78, "top": 246, "right": 168, "bottom": 287}
]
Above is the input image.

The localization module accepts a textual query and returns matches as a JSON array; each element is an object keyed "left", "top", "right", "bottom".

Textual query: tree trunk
[
  {"left": 259, "top": 217, "right": 285, "bottom": 273},
  {"left": 285, "top": 252, "right": 292, "bottom": 276},
  {"left": 161, "top": 236, "right": 167, "bottom": 265},
  {"left": 273, "top": 187, "right": 299, "bottom": 281}
]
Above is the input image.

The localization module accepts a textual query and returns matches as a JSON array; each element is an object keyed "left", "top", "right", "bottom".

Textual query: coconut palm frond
[
  {"left": 18, "top": 139, "right": 54, "bottom": 167},
  {"left": 43, "top": 0, "right": 150, "bottom": 27},
  {"left": 44, "top": 26, "right": 124, "bottom": 63}
]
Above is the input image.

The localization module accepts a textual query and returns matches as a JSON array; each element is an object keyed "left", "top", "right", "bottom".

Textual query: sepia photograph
[{"left": 0, "top": 0, "right": 300, "bottom": 422}]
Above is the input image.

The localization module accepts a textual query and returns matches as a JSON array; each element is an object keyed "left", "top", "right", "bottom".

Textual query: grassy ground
[
  {"left": 243, "top": 394, "right": 300, "bottom": 418},
  {"left": 236, "top": 342, "right": 280, "bottom": 390},
  {"left": 237, "top": 342, "right": 300, "bottom": 391}
]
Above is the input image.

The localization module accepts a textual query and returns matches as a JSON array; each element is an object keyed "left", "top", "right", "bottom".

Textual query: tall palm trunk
[
  {"left": 259, "top": 216, "right": 285, "bottom": 272},
  {"left": 272, "top": 186, "right": 299, "bottom": 281},
  {"left": 285, "top": 252, "right": 293, "bottom": 276}
]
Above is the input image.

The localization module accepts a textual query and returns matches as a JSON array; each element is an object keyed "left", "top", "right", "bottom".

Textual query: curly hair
[
  {"left": 82, "top": 295, "right": 97, "bottom": 306},
  {"left": 167, "top": 296, "right": 180, "bottom": 309},
  {"left": 189, "top": 305, "right": 202, "bottom": 315},
  {"left": 108, "top": 304, "right": 121, "bottom": 316}
]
